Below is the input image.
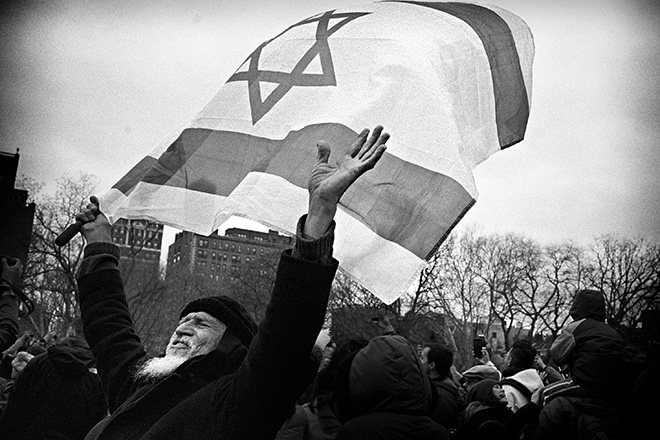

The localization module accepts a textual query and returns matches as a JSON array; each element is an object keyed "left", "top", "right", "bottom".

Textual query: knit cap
[
  {"left": 180, "top": 296, "right": 258, "bottom": 347},
  {"left": 466, "top": 378, "right": 501, "bottom": 405},
  {"left": 462, "top": 364, "right": 502, "bottom": 382}
]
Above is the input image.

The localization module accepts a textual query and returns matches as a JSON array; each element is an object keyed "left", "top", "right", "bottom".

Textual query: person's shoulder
[{"left": 433, "top": 377, "right": 459, "bottom": 394}]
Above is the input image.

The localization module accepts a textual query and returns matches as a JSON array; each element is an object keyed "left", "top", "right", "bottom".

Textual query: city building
[
  {"left": 165, "top": 227, "right": 293, "bottom": 285},
  {"left": 0, "top": 150, "right": 35, "bottom": 264},
  {"left": 110, "top": 218, "right": 164, "bottom": 283}
]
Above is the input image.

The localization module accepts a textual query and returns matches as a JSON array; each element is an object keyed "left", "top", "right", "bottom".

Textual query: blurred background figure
[{"left": 0, "top": 317, "right": 107, "bottom": 440}]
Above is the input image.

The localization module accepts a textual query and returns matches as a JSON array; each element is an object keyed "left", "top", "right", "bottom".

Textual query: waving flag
[{"left": 102, "top": 1, "right": 534, "bottom": 304}]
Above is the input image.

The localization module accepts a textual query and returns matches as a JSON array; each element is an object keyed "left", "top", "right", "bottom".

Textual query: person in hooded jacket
[
  {"left": 303, "top": 338, "right": 368, "bottom": 440},
  {"left": 500, "top": 340, "right": 544, "bottom": 413},
  {"left": 456, "top": 379, "right": 538, "bottom": 440},
  {"left": 333, "top": 335, "right": 450, "bottom": 440},
  {"left": 0, "top": 318, "right": 107, "bottom": 439},
  {"left": 420, "top": 342, "right": 460, "bottom": 431},
  {"left": 548, "top": 289, "right": 627, "bottom": 400},
  {"left": 531, "top": 289, "right": 631, "bottom": 439}
]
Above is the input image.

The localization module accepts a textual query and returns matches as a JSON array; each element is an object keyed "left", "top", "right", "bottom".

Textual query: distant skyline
[{"left": 2, "top": 0, "right": 659, "bottom": 252}]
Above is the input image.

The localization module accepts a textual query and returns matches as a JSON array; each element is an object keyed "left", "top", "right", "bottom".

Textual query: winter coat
[
  {"left": 0, "top": 336, "right": 107, "bottom": 439},
  {"left": 0, "top": 293, "right": 18, "bottom": 353},
  {"left": 335, "top": 335, "right": 450, "bottom": 440},
  {"left": 550, "top": 289, "right": 626, "bottom": 398},
  {"left": 456, "top": 379, "right": 539, "bottom": 440},
  {"left": 78, "top": 243, "right": 337, "bottom": 440},
  {"left": 532, "top": 395, "right": 623, "bottom": 440},
  {"left": 303, "top": 393, "right": 342, "bottom": 440},
  {"left": 275, "top": 404, "right": 311, "bottom": 440},
  {"left": 501, "top": 368, "right": 544, "bottom": 412},
  {"left": 430, "top": 376, "right": 460, "bottom": 430}
]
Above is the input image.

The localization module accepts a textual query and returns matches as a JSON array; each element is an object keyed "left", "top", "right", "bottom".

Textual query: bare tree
[
  {"left": 327, "top": 271, "right": 385, "bottom": 345},
  {"left": 430, "top": 231, "right": 489, "bottom": 370},
  {"left": 472, "top": 233, "right": 534, "bottom": 350},
  {"left": 221, "top": 254, "right": 280, "bottom": 323},
  {"left": 17, "top": 174, "right": 98, "bottom": 337},
  {"left": 586, "top": 235, "right": 660, "bottom": 336},
  {"left": 537, "top": 242, "right": 585, "bottom": 340}
]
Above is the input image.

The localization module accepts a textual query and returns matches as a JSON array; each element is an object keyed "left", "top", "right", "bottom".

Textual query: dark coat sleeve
[
  {"left": 0, "top": 294, "right": 18, "bottom": 353},
  {"left": 218, "top": 250, "right": 337, "bottom": 439},
  {"left": 77, "top": 267, "right": 148, "bottom": 412}
]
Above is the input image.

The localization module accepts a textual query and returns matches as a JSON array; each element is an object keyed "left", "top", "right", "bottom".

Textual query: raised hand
[
  {"left": 1, "top": 257, "right": 23, "bottom": 286},
  {"left": 304, "top": 125, "right": 389, "bottom": 238},
  {"left": 75, "top": 196, "right": 112, "bottom": 244}
]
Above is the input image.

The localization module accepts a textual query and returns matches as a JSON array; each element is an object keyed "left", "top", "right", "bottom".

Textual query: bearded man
[{"left": 74, "top": 126, "right": 389, "bottom": 440}]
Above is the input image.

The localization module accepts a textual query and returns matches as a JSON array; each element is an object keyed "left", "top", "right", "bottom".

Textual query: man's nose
[{"left": 175, "top": 323, "right": 194, "bottom": 336}]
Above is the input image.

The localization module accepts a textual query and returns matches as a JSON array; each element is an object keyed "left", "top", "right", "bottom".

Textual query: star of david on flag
[
  {"left": 102, "top": 1, "right": 535, "bottom": 304},
  {"left": 228, "top": 10, "right": 370, "bottom": 124}
]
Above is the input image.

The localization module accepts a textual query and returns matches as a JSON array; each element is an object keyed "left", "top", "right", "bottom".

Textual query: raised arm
[
  {"left": 0, "top": 258, "right": 22, "bottom": 353},
  {"left": 74, "top": 199, "right": 147, "bottom": 411},
  {"left": 218, "top": 125, "right": 389, "bottom": 439},
  {"left": 304, "top": 125, "right": 388, "bottom": 238}
]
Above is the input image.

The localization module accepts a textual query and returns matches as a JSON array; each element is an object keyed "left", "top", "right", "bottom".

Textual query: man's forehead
[{"left": 180, "top": 311, "right": 223, "bottom": 325}]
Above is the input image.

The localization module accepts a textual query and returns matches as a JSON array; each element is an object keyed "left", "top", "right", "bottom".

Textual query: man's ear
[{"left": 429, "top": 361, "right": 436, "bottom": 372}]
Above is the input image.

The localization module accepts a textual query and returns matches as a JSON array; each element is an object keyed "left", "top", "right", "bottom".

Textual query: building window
[
  {"left": 237, "top": 245, "right": 242, "bottom": 253},
  {"left": 231, "top": 244, "right": 236, "bottom": 252},
  {"left": 197, "top": 250, "right": 208, "bottom": 258}
]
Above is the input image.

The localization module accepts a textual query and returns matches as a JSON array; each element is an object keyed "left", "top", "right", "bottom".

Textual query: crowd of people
[{"left": 0, "top": 126, "right": 656, "bottom": 439}]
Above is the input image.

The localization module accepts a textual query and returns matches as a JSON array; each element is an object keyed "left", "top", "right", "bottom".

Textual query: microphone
[
  {"left": 55, "top": 221, "right": 84, "bottom": 247},
  {"left": 54, "top": 196, "right": 101, "bottom": 247}
]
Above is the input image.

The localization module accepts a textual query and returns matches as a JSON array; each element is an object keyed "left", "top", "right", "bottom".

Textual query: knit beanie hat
[
  {"left": 466, "top": 378, "right": 501, "bottom": 405},
  {"left": 180, "top": 296, "right": 258, "bottom": 347}
]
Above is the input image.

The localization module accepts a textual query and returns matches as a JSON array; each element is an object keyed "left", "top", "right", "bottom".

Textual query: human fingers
[
  {"left": 357, "top": 128, "right": 388, "bottom": 160},
  {"left": 75, "top": 207, "right": 96, "bottom": 224},
  {"left": 315, "top": 141, "right": 331, "bottom": 166},
  {"left": 360, "top": 125, "right": 383, "bottom": 152},
  {"left": 347, "top": 128, "right": 370, "bottom": 158},
  {"left": 358, "top": 143, "right": 387, "bottom": 171}
]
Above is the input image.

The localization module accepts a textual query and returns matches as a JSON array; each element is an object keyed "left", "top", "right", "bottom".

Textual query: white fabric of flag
[{"left": 102, "top": 1, "right": 534, "bottom": 304}]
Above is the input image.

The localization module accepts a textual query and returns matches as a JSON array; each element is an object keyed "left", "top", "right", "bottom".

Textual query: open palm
[{"left": 308, "top": 125, "right": 389, "bottom": 206}]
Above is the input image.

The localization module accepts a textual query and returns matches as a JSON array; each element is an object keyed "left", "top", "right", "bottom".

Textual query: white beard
[
  {"left": 134, "top": 334, "right": 220, "bottom": 381},
  {"left": 134, "top": 354, "right": 188, "bottom": 381}
]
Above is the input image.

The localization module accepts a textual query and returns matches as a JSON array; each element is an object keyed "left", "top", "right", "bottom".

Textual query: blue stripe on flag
[
  {"left": 114, "top": 124, "right": 474, "bottom": 260},
  {"left": 394, "top": 1, "right": 530, "bottom": 148}
]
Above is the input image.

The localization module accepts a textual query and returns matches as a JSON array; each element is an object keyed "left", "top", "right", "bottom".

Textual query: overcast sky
[{"left": 2, "top": 0, "right": 659, "bottom": 252}]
